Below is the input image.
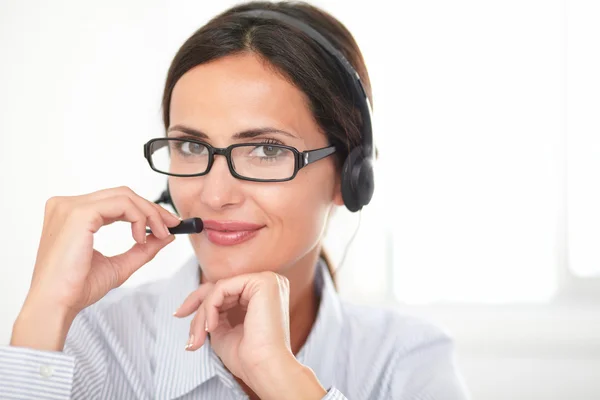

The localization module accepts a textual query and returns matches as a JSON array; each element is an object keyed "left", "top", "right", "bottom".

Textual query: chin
[
  {"left": 192, "top": 242, "right": 279, "bottom": 282},
  {"left": 190, "top": 229, "right": 316, "bottom": 282}
]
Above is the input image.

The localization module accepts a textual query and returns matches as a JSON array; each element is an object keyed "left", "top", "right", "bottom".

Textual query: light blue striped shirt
[{"left": 0, "top": 256, "right": 469, "bottom": 399}]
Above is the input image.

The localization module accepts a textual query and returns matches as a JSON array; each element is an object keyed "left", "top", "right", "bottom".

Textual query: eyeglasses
[{"left": 143, "top": 138, "right": 337, "bottom": 182}]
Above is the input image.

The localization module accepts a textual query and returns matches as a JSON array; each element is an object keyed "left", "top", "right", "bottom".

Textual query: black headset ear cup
[
  {"left": 358, "top": 156, "right": 375, "bottom": 206},
  {"left": 341, "top": 147, "right": 375, "bottom": 212}
]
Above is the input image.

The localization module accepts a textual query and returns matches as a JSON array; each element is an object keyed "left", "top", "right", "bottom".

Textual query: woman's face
[{"left": 168, "top": 53, "right": 343, "bottom": 282}]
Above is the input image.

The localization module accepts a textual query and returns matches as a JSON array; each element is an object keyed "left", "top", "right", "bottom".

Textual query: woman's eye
[
  {"left": 180, "top": 141, "right": 207, "bottom": 155},
  {"left": 252, "top": 145, "right": 282, "bottom": 158}
]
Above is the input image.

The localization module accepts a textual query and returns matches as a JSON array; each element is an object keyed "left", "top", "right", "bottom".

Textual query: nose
[{"left": 198, "top": 154, "right": 243, "bottom": 211}]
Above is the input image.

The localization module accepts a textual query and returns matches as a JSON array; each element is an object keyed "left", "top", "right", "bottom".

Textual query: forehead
[{"left": 169, "top": 52, "right": 322, "bottom": 143}]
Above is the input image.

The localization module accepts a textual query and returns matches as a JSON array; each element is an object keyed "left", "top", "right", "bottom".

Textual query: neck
[{"left": 284, "top": 248, "right": 321, "bottom": 354}]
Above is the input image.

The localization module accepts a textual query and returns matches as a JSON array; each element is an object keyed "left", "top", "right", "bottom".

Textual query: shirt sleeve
[
  {"left": 0, "top": 345, "right": 75, "bottom": 399},
  {"left": 321, "top": 387, "right": 348, "bottom": 399},
  {"left": 0, "top": 310, "right": 108, "bottom": 400}
]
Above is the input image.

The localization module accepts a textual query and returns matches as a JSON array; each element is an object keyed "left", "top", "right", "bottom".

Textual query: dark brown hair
[{"left": 161, "top": 1, "right": 373, "bottom": 282}]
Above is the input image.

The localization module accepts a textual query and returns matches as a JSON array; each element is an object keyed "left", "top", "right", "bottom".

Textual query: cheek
[
  {"left": 257, "top": 168, "right": 334, "bottom": 244},
  {"left": 167, "top": 176, "right": 195, "bottom": 217}
]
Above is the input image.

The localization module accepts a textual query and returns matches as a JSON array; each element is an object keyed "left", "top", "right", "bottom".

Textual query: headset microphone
[{"left": 145, "top": 217, "right": 203, "bottom": 235}]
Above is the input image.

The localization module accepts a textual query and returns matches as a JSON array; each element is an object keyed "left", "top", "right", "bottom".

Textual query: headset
[{"left": 154, "top": 9, "right": 375, "bottom": 213}]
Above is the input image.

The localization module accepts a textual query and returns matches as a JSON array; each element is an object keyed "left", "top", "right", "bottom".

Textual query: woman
[{"left": 1, "top": 2, "right": 469, "bottom": 399}]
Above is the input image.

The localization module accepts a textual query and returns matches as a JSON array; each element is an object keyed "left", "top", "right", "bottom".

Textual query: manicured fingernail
[
  {"left": 163, "top": 224, "right": 170, "bottom": 236},
  {"left": 204, "top": 320, "right": 208, "bottom": 332},
  {"left": 185, "top": 334, "right": 194, "bottom": 350},
  {"left": 172, "top": 308, "right": 179, "bottom": 316}
]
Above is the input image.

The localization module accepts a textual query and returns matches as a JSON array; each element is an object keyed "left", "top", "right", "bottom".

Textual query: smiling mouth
[{"left": 202, "top": 220, "right": 265, "bottom": 246}]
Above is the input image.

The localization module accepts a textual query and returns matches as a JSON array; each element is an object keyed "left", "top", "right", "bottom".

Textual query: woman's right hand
[{"left": 10, "top": 186, "right": 181, "bottom": 351}]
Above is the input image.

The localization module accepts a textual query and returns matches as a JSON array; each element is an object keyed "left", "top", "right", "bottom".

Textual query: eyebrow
[{"left": 167, "top": 124, "right": 299, "bottom": 140}]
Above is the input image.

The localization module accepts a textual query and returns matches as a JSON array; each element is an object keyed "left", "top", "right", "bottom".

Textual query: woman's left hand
[{"left": 174, "top": 271, "right": 326, "bottom": 399}]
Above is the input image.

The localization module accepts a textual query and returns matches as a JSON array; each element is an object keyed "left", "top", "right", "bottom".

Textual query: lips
[{"left": 203, "top": 220, "right": 265, "bottom": 246}]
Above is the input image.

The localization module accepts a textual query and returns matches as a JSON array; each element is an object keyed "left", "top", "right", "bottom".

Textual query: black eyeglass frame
[{"left": 143, "top": 137, "right": 337, "bottom": 182}]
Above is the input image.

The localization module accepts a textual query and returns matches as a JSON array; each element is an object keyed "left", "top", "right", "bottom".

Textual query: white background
[{"left": 1, "top": 1, "right": 599, "bottom": 399}]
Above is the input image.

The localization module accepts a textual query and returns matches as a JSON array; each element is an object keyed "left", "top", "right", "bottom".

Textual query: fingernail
[
  {"left": 172, "top": 307, "right": 179, "bottom": 316},
  {"left": 204, "top": 320, "right": 208, "bottom": 332},
  {"left": 171, "top": 212, "right": 182, "bottom": 221},
  {"left": 163, "top": 224, "right": 170, "bottom": 236},
  {"left": 143, "top": 236, "right": 147, "bottom": 244},
  {"left": 185, "top": 334, "right": 194, "bottom": 350}
]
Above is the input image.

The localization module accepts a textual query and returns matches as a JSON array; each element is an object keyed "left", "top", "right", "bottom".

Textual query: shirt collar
[{"left": 154, "top": 256, "right": 344, "bottom": 399}]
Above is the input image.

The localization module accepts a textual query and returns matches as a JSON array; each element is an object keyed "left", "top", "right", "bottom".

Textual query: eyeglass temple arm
[{"left": 301, "top": 146, "right": 336, "bottom": 167}]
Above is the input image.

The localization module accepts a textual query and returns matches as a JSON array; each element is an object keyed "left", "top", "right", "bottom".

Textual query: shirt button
[{"left": 39, "top": 364, "right": 54, "bottom": 378}]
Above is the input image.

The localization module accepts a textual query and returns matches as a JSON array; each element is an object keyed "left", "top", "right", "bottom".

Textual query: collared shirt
[{"left": 0, "top": 256, "right": 469, "bottom": 399}]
